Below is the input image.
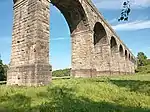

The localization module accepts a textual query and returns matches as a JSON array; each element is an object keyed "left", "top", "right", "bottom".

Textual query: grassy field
[{"left": 0, "top": 74, "right": 150, "bottom": 112}]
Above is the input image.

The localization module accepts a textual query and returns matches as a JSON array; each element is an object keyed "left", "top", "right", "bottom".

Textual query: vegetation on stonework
[
  {"left": 0, "top": 74, "right": 150, "bottom": 112},
  {"left": 52, "top": 68, "right": 71, "bottom": 77}
]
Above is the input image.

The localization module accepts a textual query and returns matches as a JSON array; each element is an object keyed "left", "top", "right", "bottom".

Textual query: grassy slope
[
  {"left": 136, "top": 64, "right": 150, "bottom": 74},
  {"left": 0, "top": 74, "right": 150, "bottom": 112}
]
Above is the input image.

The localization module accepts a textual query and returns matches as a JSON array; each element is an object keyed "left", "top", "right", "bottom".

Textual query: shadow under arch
[
  {"left": 129, "top": 53, "right": 131, "bottom": 60},
  {"left": 93, "top": 22, "right": 107, "bottom": 45},
  {"left": 119, "top": 44, "right": 124, "bottom": 57},
  {"left": 110, "top": 36, "right": 118, "bottom": 53},
  {"left": 50, "top": 0, "right": 90, "bottom": 34},
  {"left": 125, "top": 50, "right": 128, "bottom": 59}
]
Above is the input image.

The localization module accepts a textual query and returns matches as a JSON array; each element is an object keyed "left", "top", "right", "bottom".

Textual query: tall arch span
[{"left": 7, "top": 0, "right": 137, "bottom": 86}]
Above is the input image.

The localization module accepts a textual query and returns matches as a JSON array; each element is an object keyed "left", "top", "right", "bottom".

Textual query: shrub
[{"left": 52, "top": 68, "right": 71, "bottom": 77}]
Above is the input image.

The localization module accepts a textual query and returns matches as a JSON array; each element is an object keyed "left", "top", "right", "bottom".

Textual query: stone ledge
[
  {"left": 7, "top": 64, "right": 52, "bottom": 86},
  {"left": 71, "top": 69, "right": 97, "bottom": 78},
  {"left": 97, "top": 71, "right": 135, "bottom": 76}
]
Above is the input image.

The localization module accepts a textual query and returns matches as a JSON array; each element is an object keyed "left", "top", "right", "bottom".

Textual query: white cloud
[
  {"left": 109, "top": 18, "right": 118, "bottom": 24},
  {"left": 129, "top": 48, "right": 132, "bottom": 51},
  {"left": 93, "top": 0, "right": 123, "bottom": 9},
  {"left": 132, "top": 0, "right": 150, "bottom": 8},
  {"left": 112, "top": 20, "right": 150, "bottom": 31},
  {"left": 51, "top": 37, "right": 69, "bottom": 41},
  {"left": 92, "top": 0, "right": 150, "bottom": 9}
]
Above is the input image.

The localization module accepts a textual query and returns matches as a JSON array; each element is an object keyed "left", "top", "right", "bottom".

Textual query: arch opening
[
  {"left": 110, "top": 36, "right": 118, "bottom": 53},
  {"left": 51, "top": 0, "right": 89, "bottom": 34},
  {"left": 93, "top": 22, "right": 107, "bottom": 45},
  {"left": 50, "top": 0, "right": 90, "bottom": 71},
  {"left": 48, "top": 0, "right": 91, "bottom": 71},
  {"left": 119, "top": 45, "right": 124, "bottom": 57},
  {"left": 125, "top": 50, "right": 128, "bottom": 59},
  {"left": 129, "top": 53, "right": 131, "bottom": 60},
  {"left": 50, "top": 5, "right": 72, "bottom": 70}
]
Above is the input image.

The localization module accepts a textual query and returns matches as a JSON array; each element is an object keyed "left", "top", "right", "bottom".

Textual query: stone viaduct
[{"left": 7, "top": 0, "right": 137, "bottom": 86}]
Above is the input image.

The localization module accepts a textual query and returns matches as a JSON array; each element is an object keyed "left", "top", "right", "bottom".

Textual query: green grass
[
  {"left": 0, "top": 74, "right": 150, "bottom": 112},
  {"left": 136, "top": 64, "right": 150, "bottom": 74}
]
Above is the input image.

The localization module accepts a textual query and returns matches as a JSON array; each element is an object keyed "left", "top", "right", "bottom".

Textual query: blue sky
[{"left": 0, "top": 0, "right": 150, "bottom": 70}]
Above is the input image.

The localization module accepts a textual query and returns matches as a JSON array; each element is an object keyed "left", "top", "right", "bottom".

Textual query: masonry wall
[
  {"left": 71, "top": 30, "right": 96, "bottom": 78},
  {"left": 7, "top": 0, "right": 51, "bottom": 86},
  {"left": 80, "top": 0, "right": 137, "bottom": 76}
]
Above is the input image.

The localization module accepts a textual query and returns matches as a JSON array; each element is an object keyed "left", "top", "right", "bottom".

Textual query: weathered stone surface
[{"left": 7, "top": 0, "right": 137, "bottom": 86}]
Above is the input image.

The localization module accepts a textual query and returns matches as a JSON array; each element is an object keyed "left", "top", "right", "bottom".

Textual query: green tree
[
  {"left": 147, "top": 59, "right": 150, "bottom": 65},
  {"left": 0, "top": 59, "right": 8, "bottom": 81},
  {"left": 137, "top": 52, "right": 148, "bottom": 67},
  {"left": 52, "top": 68, "right": 71, "bottom": 77}
]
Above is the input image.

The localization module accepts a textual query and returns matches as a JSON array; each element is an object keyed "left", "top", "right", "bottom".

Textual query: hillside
[
  {"left": 0, "top": 74, "right": 150, "bottom": 112},
  {"left": 136, "top": 64, "right": 150, "bottom": 74}
]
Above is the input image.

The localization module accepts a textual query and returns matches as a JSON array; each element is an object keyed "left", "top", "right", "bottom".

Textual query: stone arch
[
  {"left": 110, "top": 36, "right": 118, "bottom": 53},
  {"left": 110, "top": 36, "right": 119, "bottom": 74},
  {"left": 129, "top": 53, "right": 131, "bottom": 60},
  {"left": 13, "top": 0, "right": 90, "bottom": 34},
  {"left": 125, "top": 50, "right": 128, "bottom": 59},
  {"left": 93, "top": 22, "right": 109, "bottom": 75},
  {"left": 119, "top": 44, "right": 124, "bottom": 57},
  {"left": 9, "top": 0, "right": 136, "bottom": 85},
  {"left": 49, "top": 0, "right": 93, "bottom": 77},
  {"left": 93, "top": 22, "right": 107, "bottom": 45},
  {"left": 9, "top": 0, "right": 94, "bottom": 86},
  {"left": 51, "top": 0, "right": 90, "bottom": 34}
]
